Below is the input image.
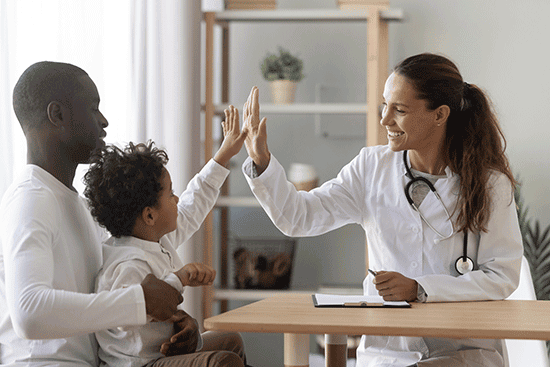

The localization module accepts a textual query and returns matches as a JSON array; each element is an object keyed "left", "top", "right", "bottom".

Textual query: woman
[{"left": 241, "top": 53, "right": 523, "bottom": 366}]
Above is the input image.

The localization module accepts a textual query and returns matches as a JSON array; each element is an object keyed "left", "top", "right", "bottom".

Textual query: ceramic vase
[{"left": 270, "top": 80, "right": 297, "bottom": 104}]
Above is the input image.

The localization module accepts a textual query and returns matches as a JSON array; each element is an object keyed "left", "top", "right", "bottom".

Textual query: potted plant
[
  {"left": 260, "top": 47, "right": 304, "bottom": 104},
  {"left": 515, "top": 179, "right": 550, "bottom": 356}
]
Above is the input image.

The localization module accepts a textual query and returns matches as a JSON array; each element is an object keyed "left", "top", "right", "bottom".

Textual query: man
[{"left": 0, "top": 61, "right": 193, "bottom": 366}]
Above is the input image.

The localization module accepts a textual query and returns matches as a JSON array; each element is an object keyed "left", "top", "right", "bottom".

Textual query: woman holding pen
[{"left": 240, "top": 53, "right": 522, "bottom": 366}]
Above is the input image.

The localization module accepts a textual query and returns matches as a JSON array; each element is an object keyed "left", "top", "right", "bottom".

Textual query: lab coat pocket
[{"left": 427, "top": 232, "right": 472, "bottom": 276}]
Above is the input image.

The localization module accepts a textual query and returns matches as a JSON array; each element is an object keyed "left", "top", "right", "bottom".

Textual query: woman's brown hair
[{"left": 394, "top": 53, "right": 515, "bottom": 233}]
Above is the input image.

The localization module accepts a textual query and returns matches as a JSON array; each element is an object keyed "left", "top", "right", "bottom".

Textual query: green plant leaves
[
  {"left": 515, "top": 181, "right": 550, "bottom": 301},
  {"left": 514, "top": 180, "right": 550, "bottom": 355},
  {"left": 525, "top": 221, "right": 550, "bottom": 300},
  {"left": 260, "top": 47, "right": 304, "bottom": 82}
]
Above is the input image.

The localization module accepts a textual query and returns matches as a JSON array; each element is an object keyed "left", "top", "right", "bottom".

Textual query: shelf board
[
  {"left": 214, "top": 287, "right": 316, "bottom": 301},
  {"left": 211, "top": 9, "right": 404, "bottom": 22},
  {"left": 216, "top": 196, "right": 260, "bottom": 207},
  {"left": 209, "top": 103, "right": 368, "bottom": 116}
]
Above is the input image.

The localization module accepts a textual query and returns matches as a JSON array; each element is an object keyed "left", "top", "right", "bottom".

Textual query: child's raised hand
[
  {"left": 213, "top": 105, "right": 247, "bottom": 167},
  {"left": 174, "top": 263, "right": 216, "bottom": 287}
]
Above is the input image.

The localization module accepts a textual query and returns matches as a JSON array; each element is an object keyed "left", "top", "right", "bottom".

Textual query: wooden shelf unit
[{"left": 202, "top": 8, "right": 403, "bottom": 319}]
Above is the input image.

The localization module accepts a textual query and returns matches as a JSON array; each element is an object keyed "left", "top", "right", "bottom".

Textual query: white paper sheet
[{"left": 313, "top": 293, "right": 410, "bottom": 308}]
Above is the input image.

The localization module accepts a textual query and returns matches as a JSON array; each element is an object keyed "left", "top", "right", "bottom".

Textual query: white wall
[
  {"left": 387, "top": 0, "right": 550, "bottom": 227},
  {"left": 202, "top": 0, "right": 550, "bottom": 365}
]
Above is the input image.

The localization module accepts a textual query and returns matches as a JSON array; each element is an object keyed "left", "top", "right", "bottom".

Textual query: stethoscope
[{"left": 403, "top": 150, "right": 474, "bottom": 275}]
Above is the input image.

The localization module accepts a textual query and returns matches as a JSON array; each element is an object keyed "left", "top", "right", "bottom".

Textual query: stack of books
[
  {"left": 225, "top": 0, "right": 276, "bottom": 10},
  {"left": 337, "top": 0, "right": 389, "bottom": 10}
]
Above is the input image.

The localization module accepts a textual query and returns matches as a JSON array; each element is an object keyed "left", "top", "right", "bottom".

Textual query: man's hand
[
  {"left": 141, "top": 274, "right": 183, "bottom": 321},
  {"left": 175, "top": 263, "right": 216, "bottom": 287},
  {"left": 213, "top": 105, "right": 247, "bottom": 167},
  {"left": 243, "top": 86, "right": 270, "bottom": 174},
  {"left": 160, "top": 310, "right": 200, "bottom": 356},
  {"left": 373, "top": 271, "right": 418, "bottom": 302}
]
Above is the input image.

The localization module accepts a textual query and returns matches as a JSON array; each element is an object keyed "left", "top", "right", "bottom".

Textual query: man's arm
[
  {"left": 2, "top": 193, "right": 149, "bottom": 339},
  {"left": 141, "top": 274, "right": 183, "bottom": 321}
]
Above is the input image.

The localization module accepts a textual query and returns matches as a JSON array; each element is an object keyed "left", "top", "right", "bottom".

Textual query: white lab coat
[{"left": 242, "top": 145, "right": 523, "bottom": 367}]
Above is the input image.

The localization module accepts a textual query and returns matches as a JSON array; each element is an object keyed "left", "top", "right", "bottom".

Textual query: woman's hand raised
[{"left": 243, "top": 86, "right": 270, "bottom": 174}]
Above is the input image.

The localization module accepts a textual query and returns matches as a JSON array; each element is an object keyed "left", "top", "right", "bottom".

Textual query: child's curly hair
[{"left": 83, "top": 141, "right": 169, "bottom": 238}]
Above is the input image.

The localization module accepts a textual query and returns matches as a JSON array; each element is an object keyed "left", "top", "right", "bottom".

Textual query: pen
[{"left": 368, "top": 268, "right": 377, "bottom": 277}]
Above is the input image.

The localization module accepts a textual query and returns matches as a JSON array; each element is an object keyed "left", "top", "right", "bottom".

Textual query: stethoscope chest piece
[{"left": 455, "top": 256, "right": 474, "bottom": 275}]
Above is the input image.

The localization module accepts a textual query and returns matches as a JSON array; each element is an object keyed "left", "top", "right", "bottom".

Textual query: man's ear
[
  {"left": 46, "top": 101, "right": 65, "bottom": 129},
  {"left": 141, "top": 206, "right": 157, "bottom": 227}
]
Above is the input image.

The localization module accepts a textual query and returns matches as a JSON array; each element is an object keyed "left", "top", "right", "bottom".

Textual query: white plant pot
[
  {"left": 270, "top": 80, "right": 297, "bottom": 104},
  {"left": 288, "top": 163, "right": 318, "bottom": 191}
]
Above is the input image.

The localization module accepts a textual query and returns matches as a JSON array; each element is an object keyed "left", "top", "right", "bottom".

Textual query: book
[{"left": 312, "top": 293, "right": 410, "bottom": 308}]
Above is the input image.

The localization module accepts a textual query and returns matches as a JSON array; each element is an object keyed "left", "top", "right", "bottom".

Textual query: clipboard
[{"left": 312, "top": 294, "right": 410, "bottom": 308}]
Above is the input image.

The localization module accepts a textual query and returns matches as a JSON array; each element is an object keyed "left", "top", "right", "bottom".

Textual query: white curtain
[
  {"left": 0, "top": 0, "right": 15, "bottom": 198},
  {"left": 0, "top": 0, "right": 134, "bottom": 193},
  {"left": 0, "top": 0, "right": 203, "bottom": 320},
  {"left": 130, "top": 0, "right": 203, "bottom": 321}
]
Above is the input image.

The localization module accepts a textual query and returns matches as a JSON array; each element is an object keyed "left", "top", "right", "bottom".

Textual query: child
[{"left": 84, "top": 106, "right": 247, "bottom": 367}]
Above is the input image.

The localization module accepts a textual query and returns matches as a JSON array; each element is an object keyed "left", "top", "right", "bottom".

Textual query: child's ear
[{"left": 141, "top": 206, "right": 158, "bottom": 227}]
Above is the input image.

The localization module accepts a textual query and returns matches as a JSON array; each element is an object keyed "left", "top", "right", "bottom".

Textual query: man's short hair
[{"left": 13, "top": 61, "right": 88, "bottom": 131}]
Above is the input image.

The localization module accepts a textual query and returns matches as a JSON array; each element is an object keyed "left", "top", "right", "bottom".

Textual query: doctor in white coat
[{"left": 240, "top": 53, "right": 523, "bottom": 367}]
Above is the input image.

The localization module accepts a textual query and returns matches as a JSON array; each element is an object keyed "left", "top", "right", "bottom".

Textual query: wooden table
[{"left": 204, "top": 294, "right": 550, "bottom": 367}]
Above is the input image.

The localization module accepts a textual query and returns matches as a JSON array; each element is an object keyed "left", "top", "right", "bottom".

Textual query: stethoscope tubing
[{"left": 402, "top": 150, "right": 474, "bottom": 275}]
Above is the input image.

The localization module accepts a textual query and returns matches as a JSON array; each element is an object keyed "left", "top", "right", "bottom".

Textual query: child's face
[{"left": 154, "top": 168, "right": 179, "bottom": 237}]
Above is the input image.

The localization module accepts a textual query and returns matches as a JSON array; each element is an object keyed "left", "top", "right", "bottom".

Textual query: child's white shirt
[{"left": 95, "top": 159, "right": 229, "bottom": 367}]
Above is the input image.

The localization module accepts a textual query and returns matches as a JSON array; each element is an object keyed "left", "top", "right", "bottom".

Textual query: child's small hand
[
  {"left": 175, "top": 263, "right": 216, "bottom": 287},
  {"left": 213, "top": 105, "right": 247, "bottom": 167}
]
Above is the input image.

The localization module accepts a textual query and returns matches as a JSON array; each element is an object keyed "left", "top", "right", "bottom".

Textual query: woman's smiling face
[{"left": 380, "top": 72, "right": 444, "bottom": 154}]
